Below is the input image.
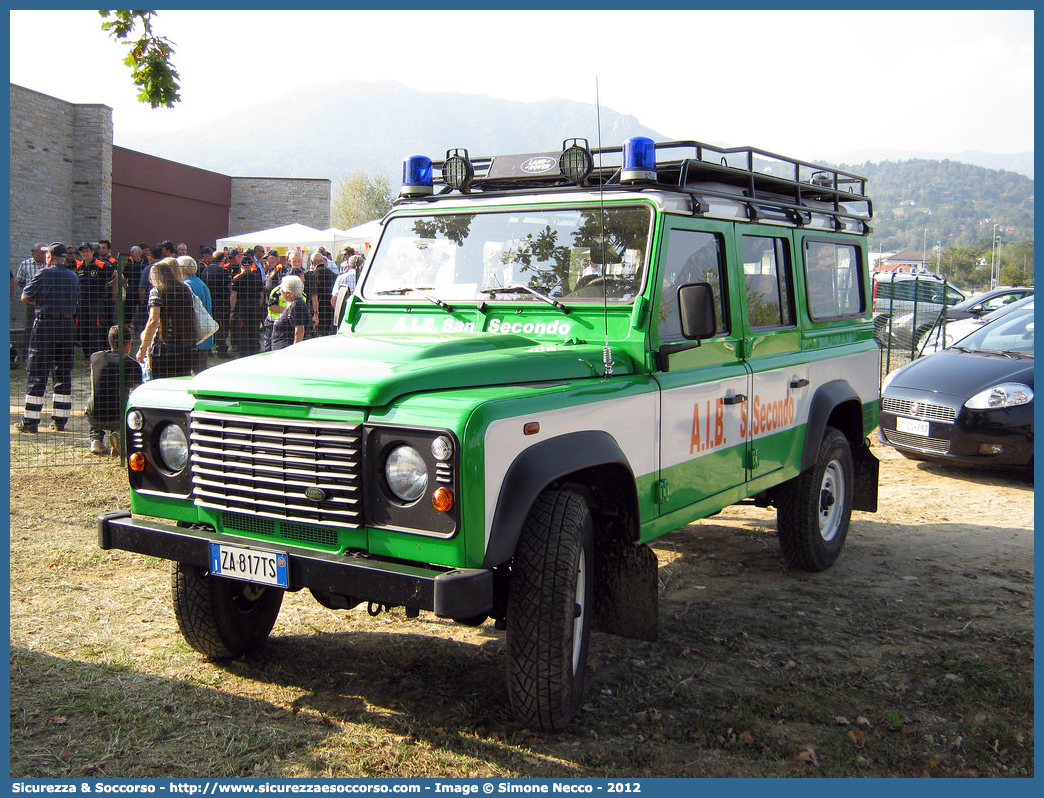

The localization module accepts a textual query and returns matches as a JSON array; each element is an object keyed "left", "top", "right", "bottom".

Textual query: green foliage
[
  {"left": 999, "top": 239, "right": 1034, "bottom": 286},
  {"left": 99, "top": 10, "right": 181, "bottom": 109},
  {"left": 933, "top": 239, "right": 1033, "bottom": 291},
  {"left": 838, "top": 159, "right": 1034, "bottom": 252},
  {"left": 332, "top": 171, "right": 393, "bottom": 230}
]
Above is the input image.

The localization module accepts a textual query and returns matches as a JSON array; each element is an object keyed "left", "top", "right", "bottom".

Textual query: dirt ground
[{"left": 8, "top": 440, "right": 1034, "bottom": 778}]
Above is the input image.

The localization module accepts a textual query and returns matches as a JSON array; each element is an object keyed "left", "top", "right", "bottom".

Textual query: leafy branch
[{"left": 99, "top": 10, "right": 181, "bottom": 108}]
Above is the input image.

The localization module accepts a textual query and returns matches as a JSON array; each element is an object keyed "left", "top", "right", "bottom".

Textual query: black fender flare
[
  {"left": 801, "top": 379, "right": 861, "bottom": 472},
  {"left": 482, "top": 430, "right": 634, "bottom": 568}
]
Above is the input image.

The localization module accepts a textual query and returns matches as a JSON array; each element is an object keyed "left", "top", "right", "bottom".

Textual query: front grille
[
  {"left": 882, "top": 396, "right": 957, "bottom": 423},
  {"left": 882, "top": 428, "right": 951, "bottom": 454},
  {"left": 189, "top": 411, "right": 361, "bottom": 528}
]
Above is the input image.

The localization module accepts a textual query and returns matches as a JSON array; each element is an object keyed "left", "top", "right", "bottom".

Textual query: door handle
[
  {"left": 789, "top": 378, "right": 810, "bottom": 389},
  {"left": 723, "top": 393, "right": 746, "bottom": 405}
]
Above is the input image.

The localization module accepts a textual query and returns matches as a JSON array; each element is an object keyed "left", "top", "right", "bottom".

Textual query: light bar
[
  {"left": 401, "top": 155, "right": 433, "bottom": 197},
  {"left": 621, "top": 136, "right": 657, "bottom": 183}
]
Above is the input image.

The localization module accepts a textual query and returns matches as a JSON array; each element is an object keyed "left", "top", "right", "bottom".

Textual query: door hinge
[
  {"left": 745, "top": 449, "right": 760, "bottom": 470},
  {"left": 653, "top": 479, "right": 670, "bottom": 505}
]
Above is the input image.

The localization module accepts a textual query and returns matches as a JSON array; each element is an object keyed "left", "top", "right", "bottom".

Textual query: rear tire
[
  {"left": 776, "top": 428, "right": 853, "bottom": 572},
  {"left": 506, "top": 491, "right": 594, "bottom": 730},
  {"left": 171, "top": 562, "right": 283, "bottom": 659}
]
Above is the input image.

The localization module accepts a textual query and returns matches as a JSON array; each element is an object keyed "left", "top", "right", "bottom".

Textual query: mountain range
[
  {"left": 117, "top": 80, "right": 1033, "bottom": 183},
  {"left": 117, "top": 80, "right": 664, "bottom": 184}
]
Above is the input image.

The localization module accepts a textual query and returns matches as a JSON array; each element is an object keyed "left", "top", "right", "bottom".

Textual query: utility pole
[
  {"left": 990, "top": 224, "right": 999, "bottom": 289},
  {"left": 923, "top": 228, "right": 928, "bottom": 274}
]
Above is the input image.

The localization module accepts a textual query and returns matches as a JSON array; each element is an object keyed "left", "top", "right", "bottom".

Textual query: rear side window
[
  {"left": 742, "top": 236, "right": 794, "bottom": 329},
  {"left": 659, "top": 229, "right": 728, "bottom": 342},
  {"left": 804, "top": 240, "right": 864, "bottom": 320}
]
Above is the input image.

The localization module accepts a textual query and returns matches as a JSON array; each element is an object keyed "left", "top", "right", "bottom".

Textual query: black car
[
  {"left": 942, "top": 285, "right": 1033, "bottom": 322},
  {"left": 879, "top": 307, "right": 1034, "bottom": 470}
]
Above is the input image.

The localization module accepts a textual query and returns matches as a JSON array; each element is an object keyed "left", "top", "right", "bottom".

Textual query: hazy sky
[{"left": 9, "top": 9, "right": 1035, "bottom": 162}]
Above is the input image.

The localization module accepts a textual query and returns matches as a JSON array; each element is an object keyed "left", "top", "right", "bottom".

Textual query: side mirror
[{"left": 678, "top": 282, "right": 717, "bottom": 340}]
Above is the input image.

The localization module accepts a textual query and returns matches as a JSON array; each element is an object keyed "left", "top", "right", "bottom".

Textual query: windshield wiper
[
  {"left": 376, "top": 286, "right": 434, "bottom": 294},
  {"left": 976, "top": 349, "right": 1030, "bottom": 359},
  {"left": 375, "top": 286, "right": 454, "bottom": 312},
  {"left": 480, "top": 285, "right": 570, "bottom": 314}
]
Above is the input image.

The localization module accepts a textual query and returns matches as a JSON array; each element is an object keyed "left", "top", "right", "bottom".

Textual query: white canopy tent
[
  {"left": 339, "top": 219, "right": 383, "bottom": 250},
  {"left": 216, "top": 222, "right": 344, "bottom": 253}
]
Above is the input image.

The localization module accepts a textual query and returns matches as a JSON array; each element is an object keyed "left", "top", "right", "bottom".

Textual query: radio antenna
[{"left": 595, "top": 77, "right": 614, "bottom": 377}]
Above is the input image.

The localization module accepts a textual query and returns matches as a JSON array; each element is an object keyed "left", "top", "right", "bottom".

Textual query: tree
[
  {"left": 1000, "top": 240, "right": 1034, "bottom": 286},
  {"left": 332, "top": 171, "right": 393, "bottom": 230},
  {"left": 99, "top": 10, "right": 180, "bottom": 109}
]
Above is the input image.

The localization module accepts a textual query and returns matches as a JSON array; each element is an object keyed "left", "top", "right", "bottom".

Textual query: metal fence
[
  {"left": 873, "top": 273, "right": 962, "bottom": 378},
  {"left": 10, "top": 268, "right": 139, "bottom": 468}
]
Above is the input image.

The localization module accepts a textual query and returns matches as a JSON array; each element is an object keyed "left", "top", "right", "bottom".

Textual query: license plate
[
  {"left": 209, "top": 542, "right": 289, "bottom": 588},
  {"left": 896, "top": 417, "right": 930, "bottom": 437}
]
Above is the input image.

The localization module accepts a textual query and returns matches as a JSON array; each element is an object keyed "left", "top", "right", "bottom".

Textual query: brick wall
[{"left": 229, "top": 178, "right": 331, "bottom": 236}]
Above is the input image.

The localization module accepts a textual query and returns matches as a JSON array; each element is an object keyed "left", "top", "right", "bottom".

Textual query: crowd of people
[{"left": 12, "top": 237, "right": 366, "bottom": 452}]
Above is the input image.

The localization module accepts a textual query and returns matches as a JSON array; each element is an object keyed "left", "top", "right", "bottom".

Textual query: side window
[
  {"left": 944, "top": 285, "right": 966, "bottom": 306},
  {"left": 804, "top": 240, "right": 864, "bottom": 320},
  {"left": 742, "top": 236, "right": 794, "bottom": 330},
  {"left": 658, "top": 230, "right": 728, "bottom": 342}
]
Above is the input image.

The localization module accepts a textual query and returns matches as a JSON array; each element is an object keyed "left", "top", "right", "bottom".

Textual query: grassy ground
[{"left": 8, "top": 446, "right": 1034, "bottom": 779}]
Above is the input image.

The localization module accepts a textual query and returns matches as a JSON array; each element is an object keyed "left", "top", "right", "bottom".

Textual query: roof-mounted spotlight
[
  {"left": 621, "top": 136, "right": 657, "bottom": 183},
  {"left": 442, "top": 148, "right": 475, "bottom": 191},
  {"left": 559, "top": 138, "right": 593, "bottom": 184},
  {"left": 810, "top": 171, "right": 834, "bottom": 188},
  {"left": 401, "top": 155, "right": 433, "bottom": 197}
]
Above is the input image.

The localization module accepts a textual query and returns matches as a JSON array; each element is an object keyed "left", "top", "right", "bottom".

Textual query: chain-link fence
[
  {"left": 11, "top": 256, "right": 139, "bottom": 468},
  {"left": 873, "top": 272, "right": 965, "bottom": 380}
]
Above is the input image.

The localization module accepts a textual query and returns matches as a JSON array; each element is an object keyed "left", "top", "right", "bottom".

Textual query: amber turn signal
[
  {"left": 431, "top": 487, "right": 454, "bottom": 512},
  {"left": 129, "top": 452, "right": 146, "bottom": 472}
]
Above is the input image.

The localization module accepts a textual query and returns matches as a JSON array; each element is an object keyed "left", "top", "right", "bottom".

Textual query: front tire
[
  {"left": 171, "top": 562, "right": 284, "bottom": 659},
  {"left": 776, "top": 428, "right": 854, "bottom": 572},
  {"left": 506, "top": 491, "right": 594, "bottom": 730}
]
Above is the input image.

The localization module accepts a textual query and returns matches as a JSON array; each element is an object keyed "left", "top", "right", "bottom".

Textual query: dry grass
[{"left": 9, "top": 446, "right": 1034, "bottom": 778}]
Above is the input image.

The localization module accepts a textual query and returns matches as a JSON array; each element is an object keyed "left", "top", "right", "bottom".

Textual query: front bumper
[
  {"left": 98, "top": 510, "right": 493, "bottom": 619},
  {"left": 878, "top": 408, "right": 1033, "bottom": 468}
]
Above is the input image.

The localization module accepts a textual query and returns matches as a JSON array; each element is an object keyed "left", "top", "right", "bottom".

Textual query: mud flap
[
  {"left": 852, "top": 439, "right": 879, "bottom": 512},
  {"left": 592, "top": 538, "right": 659, "bottom": 641}
]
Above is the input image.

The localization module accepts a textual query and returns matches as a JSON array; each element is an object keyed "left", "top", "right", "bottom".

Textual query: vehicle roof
[
  {"left": 955, "top": 286, "right": 1034, "bottom": 311},
  {"left": 872, "top": 271, "right": 949, "bottom": 282}
]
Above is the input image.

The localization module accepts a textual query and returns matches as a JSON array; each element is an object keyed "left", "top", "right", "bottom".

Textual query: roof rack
[{"left": 405, "top": 138, "right": 873, "bottom": 235}]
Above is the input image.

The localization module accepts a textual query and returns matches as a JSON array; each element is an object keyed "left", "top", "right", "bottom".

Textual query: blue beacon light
[
  {"left": 401, "top": 155, "right": 433, "bottom": 196},
  {"left": 621, "top": 136, "right": 657, "bottom": 183}
]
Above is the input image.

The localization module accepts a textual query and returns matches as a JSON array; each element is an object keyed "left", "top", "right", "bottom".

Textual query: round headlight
[
  {"left": 431, "top": 435, "right": 453, "bottom": 461},
  {"left": 157, "top": 424, "right": 189, "bottom": 472},
  {"left": 385, "top": 445, "right": 428, "bottom": 503},
  {"left": 442, "top": 151, "right": 474, "bottom": 191},
  {"left": 559, "top": 143, "right": 593, "bottom": 184},
  {"left": 127, "top": 410, "right": 144, "bottom": 431}
]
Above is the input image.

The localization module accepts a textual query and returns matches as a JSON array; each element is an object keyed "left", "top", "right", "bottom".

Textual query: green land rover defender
[{"left": 100, "top": 137, "right": 880, "bottom": 730}]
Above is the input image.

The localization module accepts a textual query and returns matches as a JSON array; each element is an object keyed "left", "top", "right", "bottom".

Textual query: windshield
[
  {"left": 956, "top": 310, "right": 1034, "bottom": 356},
  {"left": 361, "top": 205, "right": 652, "bottom": 304}
]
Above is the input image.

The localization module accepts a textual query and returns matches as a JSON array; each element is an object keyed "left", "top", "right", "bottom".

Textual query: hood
[
  {"left": 188, "top": 332, "right": 614, "bottom": 407},
  {"left": 889, "top": 348, "right": 1034, "bottom": 397}
]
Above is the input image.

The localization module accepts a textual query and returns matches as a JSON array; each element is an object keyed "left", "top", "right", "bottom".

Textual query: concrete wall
[{"left": 112, "top": 147, "right": 232, "bottom": 255}]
